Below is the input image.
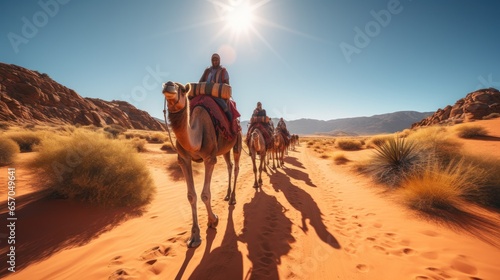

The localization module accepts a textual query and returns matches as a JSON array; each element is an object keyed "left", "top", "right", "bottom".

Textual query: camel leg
[
  {"left": 201, "top": 157, "right": 218, "bottom": 229},
  {"left": 258, "top": 151, "right": 264, "bottom": 186},
  {"left": 223, "top": 152, "right": 233, "bottom": 201},
  {"left": 177, "top": 155, "right": 201, "bottom": 248},
  {"left": 251, "top": 152, "right": 259, "bottom": 189},
  {"left": 230, "top": 139, "right": 240, "bottom": 204}
]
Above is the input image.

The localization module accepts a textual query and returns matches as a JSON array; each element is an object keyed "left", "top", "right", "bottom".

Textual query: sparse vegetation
[
  {"left": 30, "top": 129, "right": 155, "bottom": 207},
  {"left": 336, "top": 138, "right": 363, "bottom": 151},
  {"left": 148, "top": 132, "right": 167, "bottom": 143},
  {"left": 127, "top": 138, "right": 148, "bottom": 152},
  {"left": 333, "top": 152, "right": 349, "bottom": 164},
  {"left": 104, "top": 124, "right": 127, "bottom": 138},
  {"left": 365, "top": 134, "right": 393, "bottom": 148},
  {"left": 454, "top": 124, "right": 488, "bottom": 139},
  {"left": 4, "top": 131, "right": 43, "bottom": 152},
  {"left": 0, "top": 137, "right": 20, "bottom": 166}
]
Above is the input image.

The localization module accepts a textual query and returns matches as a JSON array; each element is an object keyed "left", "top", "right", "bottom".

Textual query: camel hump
[{"left": 187, "top": 82, "right": 232, "bottom": 100}]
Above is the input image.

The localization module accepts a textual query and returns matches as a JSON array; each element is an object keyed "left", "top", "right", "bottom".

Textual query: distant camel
[
  {"left": 273, "top": 130, "right": 286, "bottom": 168},
  {"left": 247, "top": 128, "right": 267, "bottom": 188},
  {"left": 162, "top": 81, "right": 241, "bottom": 248}
]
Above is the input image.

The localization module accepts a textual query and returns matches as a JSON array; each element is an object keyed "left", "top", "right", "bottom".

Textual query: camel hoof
[
  {"left": 187, "top": 238, "right": 202, "bottom": 248},
  {"left": 253, "top": 183, "right": 259, "bottom": 189},
  {"left": 224, "top": 195, "right": 230, "bottom": 201},
  {"left": 229, "top": 198, "right": 236, "bottom": 205},
  {"left": 207, "top": 214, "right": 219, "bottom": 228}
]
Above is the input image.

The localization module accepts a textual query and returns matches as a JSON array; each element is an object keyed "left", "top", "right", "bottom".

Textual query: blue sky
[{"left": 1, "top": 0, "right": 499, "bottom": 121}]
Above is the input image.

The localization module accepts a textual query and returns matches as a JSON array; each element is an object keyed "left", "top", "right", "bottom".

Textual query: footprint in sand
[
  {"left": 109, "top": 268, "right": 129, "bottom": 280},
  {"left": 356, "top": 264, "right": 369, "bottom": 272},
  {"left": 140, "top": 245, "right": 171, "bottom": 261},
  {"left": 450, "top": 255, "right": 478, "bottom": 275},
  {"left": 344, "top": 243, "right": 357, "bottom": 254},
  {"left": 425, "top": 267, "right": 452, "bottom": 279},
  {"left": 108, "top": 256, "right": 123, "bottom": 266},
  {"left": 421, "top": 230, "right": 439, "bottom": 237}
]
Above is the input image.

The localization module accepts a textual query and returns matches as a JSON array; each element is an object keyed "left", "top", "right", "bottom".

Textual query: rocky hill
[
  {"left": 0, "top": 63, "right": 164, "bottom": 130},
  {"left": 412, "top": 88, "right": 500, "bottom": 128}
]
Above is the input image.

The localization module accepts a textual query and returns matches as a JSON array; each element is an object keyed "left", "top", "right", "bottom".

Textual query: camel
[
  {"left": 162, "top": 81, "right": 241, "bottom": 248},
  {"left": 247, "top": 128, "right": 267, "bottom": 188},
  {"left": 273, "top": 130, "right": 286, "bottom": 168}
]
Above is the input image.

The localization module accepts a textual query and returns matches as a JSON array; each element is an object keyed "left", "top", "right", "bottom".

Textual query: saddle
[
  {"left": 246, "top": 122, "right": 274, "bottom": 149},
  {"left": 189, "top": 95, "right": 241, "bottom": 141}
]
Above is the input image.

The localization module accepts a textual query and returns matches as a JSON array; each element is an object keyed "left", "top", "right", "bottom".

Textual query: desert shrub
[
  {"left": 104, "top": 124, "right": 127, "bottom": 138},
  {"left": 5, "top": 131, "right": 42, "bottom": 152},
  {"left": 397, "top": 158, "right": 488, "bottom": 212},
  {"left": 366, "top": 135, "right": 393, "bottom": 148},
  {"left": 483, "top": 112, "right": 500, "bottom": 120},
  {"left": 454, "top": 124, "right": 488, "bottom": 139},
  {"left": 149, "top": 132, "right": 166, "bottom": 143},
  {"left": 30, "top": 130, "right": 155, "bottom": 207},
  {"left": 161, "top": 141, "right": 176, "bottom": 153},
  {"left": 0, "top": 137, "right": 20, "bottom": 166},
  {"left": 369, "top": 137, "right": 419, "bottom": 186},
  {"left": 336, "top": 138, "right": 363, "bottom": 151},
  {"left": 333, "top": 152, "right": 349, "bottom": 164},
  {"left": 406, "top": 126, "right": 462, "bottom": 164},
  {"left": 127, "top": 138, "right": 148, "bottom": 152}
]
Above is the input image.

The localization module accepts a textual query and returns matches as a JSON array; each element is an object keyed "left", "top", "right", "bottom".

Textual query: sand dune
[{"left": 1, "top": 119, "right": 499, "bottom": 279}]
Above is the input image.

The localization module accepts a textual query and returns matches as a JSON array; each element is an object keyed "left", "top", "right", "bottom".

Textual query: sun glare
[{"left": 226, "top": 3, "right": 254, "bottom": 33}]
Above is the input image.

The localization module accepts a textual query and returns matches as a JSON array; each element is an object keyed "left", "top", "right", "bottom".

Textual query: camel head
[{"left": 162, "top": 81, "right": 188, "bottom": 113}]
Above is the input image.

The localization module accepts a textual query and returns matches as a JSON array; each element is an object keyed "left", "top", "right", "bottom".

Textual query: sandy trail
[{"left": 1, "top": 123, "right": 500, "bottom": 279}]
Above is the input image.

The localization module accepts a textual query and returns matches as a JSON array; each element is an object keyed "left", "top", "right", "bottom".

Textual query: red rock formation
[
  {"left": 0, "top": 63, "right": 164, "bottom": 130},
  {"left": 412, "top": 88, "right": 500, "bottom": 128}
]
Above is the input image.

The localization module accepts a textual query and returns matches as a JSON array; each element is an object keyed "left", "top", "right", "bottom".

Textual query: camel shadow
[
  {"left": 187, "top": 205, "right": 243, "bottom": 279},
  {"left": 240, "top": 190, "right": 295, "bottom": 279},
  {"left": 284, "top": 156, "right": 305, "bottom": 169},
  {"left": 269, "top": 171, "right": 341, "bottom": 249},
  {"left": 0, "top": 190, "right": 146, "bottom": 277},
  {"left": 283, "top": 167, "right": 317, "bottom": 188}
]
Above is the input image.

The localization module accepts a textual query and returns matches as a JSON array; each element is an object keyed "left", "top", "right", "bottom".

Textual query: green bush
[
  {"left": 30, "top": 129, "right": 155, "bottom": 207},
  {"left": 0, "top": 137, "right": 20, "bottom": 166}
]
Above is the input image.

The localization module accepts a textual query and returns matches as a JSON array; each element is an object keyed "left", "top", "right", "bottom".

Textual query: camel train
[{"left": 161, "top": 80, "right": 297, "bottom": 247}]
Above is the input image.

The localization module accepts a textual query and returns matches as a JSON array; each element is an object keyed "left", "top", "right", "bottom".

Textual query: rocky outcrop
[
  {"left": 0, "top": 63, "right": 164, "bottom": 130},
  {"left": 412, "top": 88, "right": 500, "bottom": 128}
]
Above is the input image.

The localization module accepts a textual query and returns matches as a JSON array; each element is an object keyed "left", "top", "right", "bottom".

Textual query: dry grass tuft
[
  {"left": 3, "top": 130, "right": 44, "bottom": 152},
  {"left": 336, "top": 138, "right": 363, "bottom": 151},
  {"left": 0, "top": 137, "right": 20, "bottom": 166},
  {"left": 30, "top": 129, "right": 155, "bottom": 207},
  {"left": 333, "top": 152, "right": 349, "bottom": 164},
  {"left": 454, "top": 124, "right": 489, "bottom": 139}
]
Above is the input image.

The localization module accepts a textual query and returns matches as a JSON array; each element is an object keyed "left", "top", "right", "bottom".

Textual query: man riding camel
[{"left": 246, "top": 102, "right": 274, "bottom": 151}]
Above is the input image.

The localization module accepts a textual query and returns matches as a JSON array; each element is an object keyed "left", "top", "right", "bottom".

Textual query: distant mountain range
[{"left": 241, "top": 111, "right": 433, "bottom": 136}]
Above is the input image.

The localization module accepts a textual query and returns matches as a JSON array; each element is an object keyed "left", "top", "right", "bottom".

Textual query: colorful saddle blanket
[
  {"left": 246, "top": 122, "right": 274, "bottom": 150},
  {"left": 189, "top": 95, "right": 241, "bottom": 141}
]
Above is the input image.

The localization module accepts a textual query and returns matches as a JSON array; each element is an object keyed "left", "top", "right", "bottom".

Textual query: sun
[{"left": 225, "top": 2, "right": 254, "bottom": 33}]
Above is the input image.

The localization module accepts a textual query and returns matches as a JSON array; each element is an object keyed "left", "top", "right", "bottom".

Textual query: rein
[{"left": 163, "top": 96, "right": 178, "bottom": 153}]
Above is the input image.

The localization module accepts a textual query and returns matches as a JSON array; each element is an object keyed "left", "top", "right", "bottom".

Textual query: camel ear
[{"left": 175, "top": 82, "right": 186, "bottom": 93}]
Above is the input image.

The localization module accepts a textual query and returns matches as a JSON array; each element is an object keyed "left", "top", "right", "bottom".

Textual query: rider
[
  {"left": 199, "top": 53, "right": 233, "bottom": 122},
  {"left": 276, "top": 117, "right": 290, "bottom": 137},
  {"left": 247, "top": 102, "right": 274, "bottom": 150}
]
